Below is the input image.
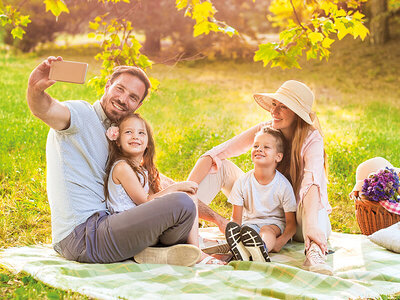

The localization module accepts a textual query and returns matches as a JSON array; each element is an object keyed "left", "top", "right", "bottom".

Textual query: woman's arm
[
  {"left": 302, "top": 185, "right": 328, "bottom": 253},
  {"left": 187, "top": 156, "right": 213, "bottom": 184},
  {"left": 188, "top": 123, "right": 265, "bottom": 181},
  {"left": 272, "top": 212, "right": 296, "bottom": 252},
  {"left": 231, "top": 205, "right": 243, "bottom": 225}
]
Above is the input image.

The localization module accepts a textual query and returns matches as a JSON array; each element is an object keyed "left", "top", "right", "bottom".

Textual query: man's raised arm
[{"left": 27, "top": 56, "right": 71, "bottom": 131}]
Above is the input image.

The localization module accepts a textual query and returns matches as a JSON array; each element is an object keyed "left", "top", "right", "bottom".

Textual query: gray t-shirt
[
  {"left": 46, "top": 100, "right": 110, "bottom": 244},
  {"left": 228, "top": 169, "right": 296, "bottom": 231}
]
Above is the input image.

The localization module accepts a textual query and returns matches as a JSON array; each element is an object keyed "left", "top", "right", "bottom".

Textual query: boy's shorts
[{"left": 244, "top": 223, "right": 284, "bottom": 235}]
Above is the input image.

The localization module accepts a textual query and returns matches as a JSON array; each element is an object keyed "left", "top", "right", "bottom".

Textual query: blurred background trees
[{"left": 1, "top": 0, "right": 399, "bottom": 66}]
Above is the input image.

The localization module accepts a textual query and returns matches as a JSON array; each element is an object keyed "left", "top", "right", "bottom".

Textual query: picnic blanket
[{"left": 1, "top": 230, "right": 399, "bottom": 300}]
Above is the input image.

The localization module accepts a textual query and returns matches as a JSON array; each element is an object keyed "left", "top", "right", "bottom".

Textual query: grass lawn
[{"left": 1, "top": 36, "right": 400, "bottom": 299}]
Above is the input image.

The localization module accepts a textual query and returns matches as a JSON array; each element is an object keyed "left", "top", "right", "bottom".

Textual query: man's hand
[
  {"left": 28, "top": 56, "right": 62, "bottom": 94},
  {"left": 26, "top": 56, "right": 71, "bottom": 131}
]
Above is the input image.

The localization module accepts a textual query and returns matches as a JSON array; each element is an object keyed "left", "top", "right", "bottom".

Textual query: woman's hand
[
  {"left": 172, "top": 181, "right": 198, "bottom": 195},
  {"left": 304, "top": 225, "right": 328, "bottom": 254}
]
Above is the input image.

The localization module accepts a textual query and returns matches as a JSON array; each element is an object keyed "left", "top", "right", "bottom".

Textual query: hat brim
[
  {"left": 352, "top": 167, "right": 400, "bottom": 193},
  {"left": 253, "top": 93, "right": 313, "bottom": 125}
]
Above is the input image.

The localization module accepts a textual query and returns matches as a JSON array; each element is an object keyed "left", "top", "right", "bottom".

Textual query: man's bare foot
[{"left": 197, "top": 251, "right": 226, "bottom": 265}]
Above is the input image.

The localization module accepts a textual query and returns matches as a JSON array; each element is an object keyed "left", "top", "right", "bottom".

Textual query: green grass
[{"left": 1, "top": 37, "right": 400, "bottom": 299}]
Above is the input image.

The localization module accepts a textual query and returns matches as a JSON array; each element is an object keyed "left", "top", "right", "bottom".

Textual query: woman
[{"left": 188, "top": 80, "right": 333, "bottom": 275}]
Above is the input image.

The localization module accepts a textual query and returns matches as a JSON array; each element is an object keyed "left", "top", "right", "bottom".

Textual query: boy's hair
[
  {"left": 256, "top": 126, "right": 286, "bottom": 154},
  {"left": 103, "top": 113, "right": 161, "bottom": 202},
  {"left": 109, "top": 66, "right": 151, "bottom": 102}
]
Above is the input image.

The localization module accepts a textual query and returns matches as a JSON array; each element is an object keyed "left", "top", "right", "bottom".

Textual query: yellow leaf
[
  {"left": 43, "top": 0, "right": 69, "bottom": 17},
  {"left": 192, "top": 2, "right": 214, "bottom": 22},
  {"left": 193, "top": 21, "right": 209, "bottom": 37},
  {"left": 309, "top": 32, "right": 324, "bottom": 44},
  {"left": 353, "top": 22, "right": 369, "bottom": 40},
  {"left": 352, "top": 11, "right": 364, "bottom": 21},
  {"left": 322, "top": 37, "right": 334, "bottom": 48},
  {"left": 89, "top": 21, "right": 99, "bottom": 30},
  {"left": 336, "top": 9, "right": 347, "bottom": 17},
  {"left": 336, "top": 23, "right": 349, "bottom": 40}
]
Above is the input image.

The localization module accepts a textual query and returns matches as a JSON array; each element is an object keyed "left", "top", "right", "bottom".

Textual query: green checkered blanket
[{"left": 1, "top": 231, "right": 399, "bottom": 299}]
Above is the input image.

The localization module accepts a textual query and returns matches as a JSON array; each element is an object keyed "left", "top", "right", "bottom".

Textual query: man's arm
[{"left": 27, "top": 56, "right": 71, "bottom": 131}]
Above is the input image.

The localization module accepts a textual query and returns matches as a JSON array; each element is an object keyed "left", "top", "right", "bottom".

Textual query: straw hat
[
  {"left": 352, "top": 157, "right": 400, "bottom": 193},
  {"left": 253, "top": 80, "right": 314, "bottom": 125}
]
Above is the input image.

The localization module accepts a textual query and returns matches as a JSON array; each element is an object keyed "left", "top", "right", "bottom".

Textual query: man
[{"left": 27, "top": 56, "right": 199, "bottom": 265}]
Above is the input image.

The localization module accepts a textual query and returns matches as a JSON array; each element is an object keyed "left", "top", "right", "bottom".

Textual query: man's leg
[
  {"left": 195, "top": 160, "right": 244, "bottom": 233},
  {"left": 57, "top": 192, "right": 196, "bottom": 263}
]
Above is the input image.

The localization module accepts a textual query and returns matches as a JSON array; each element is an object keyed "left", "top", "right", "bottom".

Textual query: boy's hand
[
  {"left": 173, "top": 181, "right": 198, "bottom": 195},
  {"left": 271, "top": 239, "right": 286, "bottom": 253}
]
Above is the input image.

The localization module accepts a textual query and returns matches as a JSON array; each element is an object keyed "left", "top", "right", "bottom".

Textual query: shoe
[
  {"left": 134, "top": 244, "right": 201, "bottom": 267},
  {"left": 225, "top": 222, "right": 251, "bottom": 261},
  {"left": 240, "top": 226, "right": 270, "bottom": 262},
  {"left": 303, "top": 242, "right": 333, "bottom": 275}
]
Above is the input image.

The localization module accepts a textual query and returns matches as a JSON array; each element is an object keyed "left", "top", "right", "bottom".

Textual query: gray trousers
[{"left": 54, "top": 192, "right": 196, "bottom": 263}]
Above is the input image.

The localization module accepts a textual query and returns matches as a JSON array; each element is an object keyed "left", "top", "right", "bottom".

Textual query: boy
[{"left": 225, "top": 126, "right": 297, "bottom": 262}]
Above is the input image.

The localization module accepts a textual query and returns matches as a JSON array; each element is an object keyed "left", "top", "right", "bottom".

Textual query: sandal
[
  {"left": 240, "top": 226, "right": 271, "bottom": 262},
  {"left": 225, "top": 222, "right": 250, "bottom": 261}
]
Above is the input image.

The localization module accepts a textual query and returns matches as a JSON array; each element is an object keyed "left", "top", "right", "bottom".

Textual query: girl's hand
[{"left": 172, "top": 181, "right": 198, "bottom": 195}]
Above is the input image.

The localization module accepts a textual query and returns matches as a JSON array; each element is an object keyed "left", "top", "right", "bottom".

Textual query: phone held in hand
[{"left": 49, "top": 61, "right": 88, "bottom": 84}]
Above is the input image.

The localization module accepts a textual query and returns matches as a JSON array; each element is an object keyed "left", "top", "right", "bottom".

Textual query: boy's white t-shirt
[{"left": 228, "top": 169, "right": 296, "bottom": 232}]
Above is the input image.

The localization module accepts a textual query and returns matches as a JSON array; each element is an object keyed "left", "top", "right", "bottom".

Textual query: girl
[
  {"left": 104, "top": 113, "right": 224, "bottom": 265},
  {"left": 188, "top": 80, "right": 333, "bottom": 274}
]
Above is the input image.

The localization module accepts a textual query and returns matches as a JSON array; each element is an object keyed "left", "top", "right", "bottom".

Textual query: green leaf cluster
[
  {"left": 0, "top": 3, "right": 30, "bottom": 39},
  {"left": 87, "top": 12, "right": 159, "bottom": 96},
  {"left": 255, "top": 0, "right": 370, "bottom": 69}
]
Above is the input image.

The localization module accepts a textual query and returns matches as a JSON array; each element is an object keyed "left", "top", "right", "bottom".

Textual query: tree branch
[{"left": 290, "top": 0, "right": 307, "bottom": 30}]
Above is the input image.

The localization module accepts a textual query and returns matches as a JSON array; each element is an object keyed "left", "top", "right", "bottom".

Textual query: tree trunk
[
  {"left": 370, "top": 0, "right": 389, "bottom": 45},
  {"left": 144, "top": 30, "right": 161, "bottom": 55}
]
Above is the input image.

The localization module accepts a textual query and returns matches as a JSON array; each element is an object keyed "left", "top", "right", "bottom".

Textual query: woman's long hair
[
  {"left": 278, "top": 115, "right": 328, "bottom": 197},
  {"left": 103, "top": 113, "right": 161, "bottom": 201}
]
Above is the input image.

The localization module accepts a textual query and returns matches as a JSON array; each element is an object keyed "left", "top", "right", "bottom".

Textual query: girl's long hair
[
  {"left": 278, "top": 115, "right": 328, "bottom": 197},
  {"left": 103, "top": 113, "right": 161, "bottom": 201}
]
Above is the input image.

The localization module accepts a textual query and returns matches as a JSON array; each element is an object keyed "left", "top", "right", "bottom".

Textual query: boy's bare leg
[{"left": 259, "top": 225, "right": 280, "bottom": 252}]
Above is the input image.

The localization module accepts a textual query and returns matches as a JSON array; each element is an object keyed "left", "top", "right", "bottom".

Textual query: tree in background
[{"left": 1, "top": 0, "right": 104, "bottom": 52}]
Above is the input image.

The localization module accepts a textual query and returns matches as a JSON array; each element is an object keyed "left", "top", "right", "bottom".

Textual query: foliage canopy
[{"left": 0, "top": 0, "right": 371, "bottom": 91}]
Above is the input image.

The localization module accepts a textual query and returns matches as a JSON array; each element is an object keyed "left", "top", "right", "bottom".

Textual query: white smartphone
[{"left": 49, "top": 61, "right": 88, "bottom": 84}]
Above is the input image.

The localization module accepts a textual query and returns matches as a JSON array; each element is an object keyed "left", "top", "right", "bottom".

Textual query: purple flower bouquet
[{"left": 362, "top": 167, "right": 400, "bottom": 203}]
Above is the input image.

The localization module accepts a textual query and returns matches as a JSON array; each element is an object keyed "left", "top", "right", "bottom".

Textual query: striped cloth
[
  {"left": 1, "top": 231, "right": 400, "bottom": 299},
  {"left": 380, "top": 199, "right": 400, "bottom": 215}
]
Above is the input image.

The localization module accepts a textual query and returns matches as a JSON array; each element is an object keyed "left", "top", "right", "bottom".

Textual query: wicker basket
[{"left": 353, "top": 194, "right": 400, "bottom": 235}]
